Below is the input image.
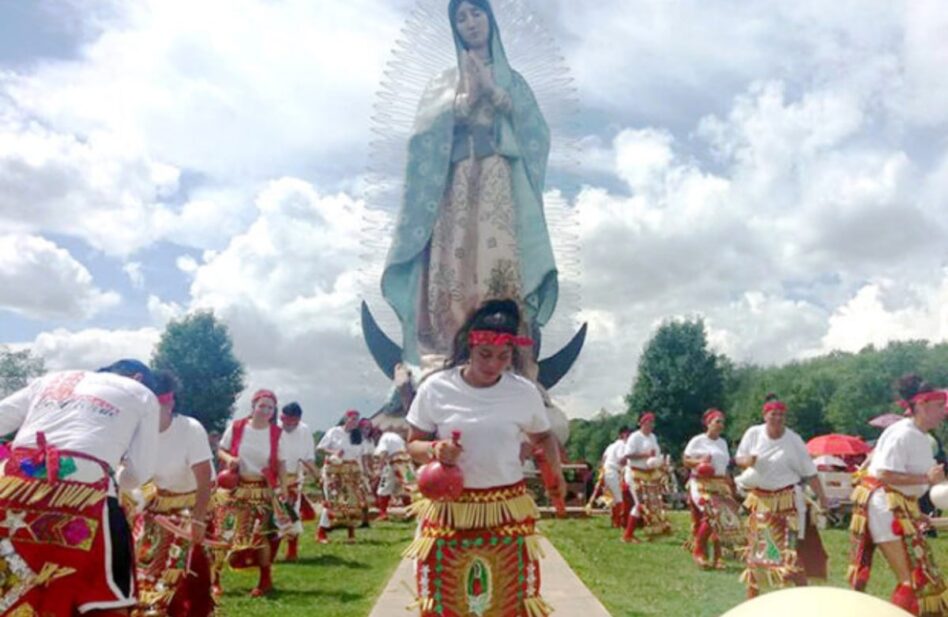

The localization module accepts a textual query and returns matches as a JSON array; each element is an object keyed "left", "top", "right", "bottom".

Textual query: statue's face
[{"left": 454, "top": 1, "right": 490, "bottom": 50}]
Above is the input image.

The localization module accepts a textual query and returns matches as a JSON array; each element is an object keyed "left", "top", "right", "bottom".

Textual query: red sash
[{"left": 230, "top": 418, "right": 281, "bottom": 488}]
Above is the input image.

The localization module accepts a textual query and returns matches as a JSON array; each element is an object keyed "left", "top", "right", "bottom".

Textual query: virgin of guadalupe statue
[{"left": 381, "top": 0, "right": 557, "bottom": 369}]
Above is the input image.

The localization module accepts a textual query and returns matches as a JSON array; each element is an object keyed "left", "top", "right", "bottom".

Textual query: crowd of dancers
[
  {"left": 592, "top": 377, "right": 948, "bottom": 616},
  {"left": 0, "top": 358, "right": 418, "bottom": 616},
  {"left": 0, "top": 312, "right": 946, "bottom": 616}
]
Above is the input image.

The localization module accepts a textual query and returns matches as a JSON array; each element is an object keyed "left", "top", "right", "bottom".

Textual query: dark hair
[
  {"left": 896, "top": 373, "right": 933, "bottom": 411},
  {"left": 282, "top": 402, "right": 303, "bottom": 417},
  {"left": 618, "top": 425, "right": 631, "bottom": 436},
  {"left": 152, "top": 370, "right": 180, "bottom": 397},
  {"left": 445, "top": 299, "right": 522, "bottom": 369},
  {"left": 764, "top": 392, "right": 780, "bottom": 403},
  {"left": 98, "top": 359, "right": 158, "bottom": 395},
  {"left": 448, "top": 0, "right": 496, "bottom": 51}
]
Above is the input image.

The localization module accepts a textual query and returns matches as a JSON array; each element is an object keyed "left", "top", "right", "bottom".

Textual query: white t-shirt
[
  {"left": 153, "top": 415, "right": 213, "bottom": 493},
  {"left": 0, "top": 370, "right": 159, "bottom": 487},
  {"left": 625, "top": 430, "right": 661, "bottom": 470},
  {"left": 281, "top": 421, "right": 316, "bottom": 475},
  {"left": 317, "top": 426, "right": 373, "bottom": 461},
  {"left": 602, "top": 439, "right": 626, "bottom": 473},
  {"left": 684, "top": 434, "right": 730, "bottom": 476},
  {"left": 736, "top": 425, "right": 816, "bottom": 490},
  {"left": 220, "top": 420, "right": 288, "bottom": 477},
  {"left": 869, "top": 418, "right": 935, "bottom": 498},
  {"left": 407, "top": 368, "right": 550, "bottom": 489},
  {"left": 375, "top": 431, "right": 407, "bottom": 457}
]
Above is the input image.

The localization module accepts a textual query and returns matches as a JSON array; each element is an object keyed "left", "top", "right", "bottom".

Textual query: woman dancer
[
  {"left": 682, "top": 408, "right": 744, "bottom": 569},
  {"left": 404, "top": 299, "right": 565, "bottom": 616},
  {"left": 849, "top": 374, "right": 948, "bottom": 615}
]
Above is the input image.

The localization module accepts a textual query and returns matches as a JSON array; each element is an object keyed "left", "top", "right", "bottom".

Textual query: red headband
[
  {"left": 468, "top": 330, "right": 534, "bottom": 348},
  {"left": 252, "top": 389, "right": 277, "bottom": 407},
  {"left": 157, "top": 392, "right": 175, "bottom": 406},
  {"left": 907, "top": 391, "right": 948, "bottom": 406},
  {"left": 345, "top": 409, "right": 360, "bottom": 418},
  {"left": 702, "top": 409, "right": 724, "bottom": 426},
  {"left": 762, "top": 400, "right": 786, "bottom": 415},
  {"left": 639, "top": 412, "right": 655, "bottom": 426}
]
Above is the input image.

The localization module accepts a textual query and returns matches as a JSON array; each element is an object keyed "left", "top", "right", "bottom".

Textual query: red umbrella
[
  {"left": 868, "top": 413, "right": 904, "bottom": 429},
  {"left": 806, "top": 434, "right": 872, "bottom": 457}
]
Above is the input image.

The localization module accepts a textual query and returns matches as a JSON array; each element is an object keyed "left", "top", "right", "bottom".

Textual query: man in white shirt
[
  {"left": 0, "top": 359, "right": 159, "bottom": 616},
  {"left": 601, "top": 426, "right": 631, "bottom": 528},
  {"left": 621, "top": 412, "right": 671, "bottom": 542},
  {"left": 277, "top": 402, "right": 319, "bottom": 561},
  {"left": 316, "top": 410, "right": 373, "bottom": 543},
  {"left": 374, "top": 429, "right": 410, "bottom": 520}
]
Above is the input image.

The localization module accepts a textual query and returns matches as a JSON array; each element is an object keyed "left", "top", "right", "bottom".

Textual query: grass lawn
[
  {"left": 215, "top": 512, "right": 948, "bottom": 616},
  {"left": 217, "top": 519, "right": 415, "bottom": 616},
  {"left": 541, "top": 511, "right": 948, "bottom": 617}
]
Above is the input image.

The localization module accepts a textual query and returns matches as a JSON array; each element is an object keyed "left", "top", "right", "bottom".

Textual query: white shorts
[
  {"left": 603, "top": 469, "right": 623, "bottom": 505},
  {"left": 867, "top": 489, "right": 899, "bottom": 544}
]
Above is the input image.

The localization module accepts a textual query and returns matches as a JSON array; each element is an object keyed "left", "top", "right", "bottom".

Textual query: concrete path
[{"left": 367, "top": 536, "right": 613, "bottom": 617}]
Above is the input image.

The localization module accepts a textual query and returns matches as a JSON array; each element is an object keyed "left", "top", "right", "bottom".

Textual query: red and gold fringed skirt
[
  {"left": 631, "top": 468, "right": 672, "bottom": 538},
  {"left": 133, "top": 486, "right": 215, "bottom": 617},
  {"left": 403, "top": 482, "right": 552, "bottom": 617},
  {"left": 741, "top": 485, "right": 826, "bottom": 592},
  {"left": 0, "top": 459, "right": 129, "bottom": 616},
  {"left": 322, "top": 460, "right": 367, "bottom": 528},
  {"left": 849, "top": 477, "right": 948, "bottom": 616},
  {"left": 212, "top": 477, "right": 275, "bottom": 570},
  {"left": 692, "top": 476, "right": 746, "bottom": 560}
]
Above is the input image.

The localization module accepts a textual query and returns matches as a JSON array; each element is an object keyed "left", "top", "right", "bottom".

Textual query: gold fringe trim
[
  {"left": 0, "top": 475, "right": 105, "bottom": 511},
  {"left": 526, "top": 534, "right": 545, "bottom": 562},
  {"left": 850, "top": 484, "right": 871, "bottom": 506},
  {"left": 743, "top": 488, "right": 795, "bottom": 515},
  {"left": 150, "top": 489, "right": 197, "bottom": 513},
  {"left": 849, "top": 513, "right": 867, "bottom": 535},
  {"left": 920, "top": 587, "right": 948, "bottom": 616},
  {"left": 233, "top": 483, "right": 272, "bottom": 502},
  {"left": 407, "top": 492, "right": 539, "bottom": 531},
  {"left": 402, "top": 536, "right": 437, "bottom": 560},
  {"left": 694, "top": 477, "right": 732, "bottom": 497},
  {"left": 524, "top": 596, "right": 554, "bottom": 617},
  {"left": 631, "top": 468, "right": 664, "bottom": 482}
]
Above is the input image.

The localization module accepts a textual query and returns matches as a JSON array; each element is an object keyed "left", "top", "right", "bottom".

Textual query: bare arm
[
  {"left": 407, "top": 426, "right": 461, "bottom": 466},
  {"left": 189, "top": 460, "right": 212, "bottom": 544},
  {"left": 734, "top": 455, "right": 756, "bottom": 469},
  {"left": 806, "top": 475, "right": 829, "bottom": 510},
  {"left": 878, "top": 465, "right": 945, "bottom": 487},
  {"left": 529, "top": 430, "right": 567, "bottom": 498}
]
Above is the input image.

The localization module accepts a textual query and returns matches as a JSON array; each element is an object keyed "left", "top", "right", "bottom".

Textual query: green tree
[
  {"left": 625, "top": 319, "right": 725, "bottom": 458},
  {"left": 151, "top": 311, "right": 245, "bottom": 433},
  {"left": 0, "top": 346, "right": 45, "bottom": 398}
]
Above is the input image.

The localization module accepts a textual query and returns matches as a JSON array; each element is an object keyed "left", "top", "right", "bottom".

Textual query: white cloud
[
  {"left": 0, "top": 234, "right": 119, "bottom": 319},
  {"left": 4, "top": 0, "right": 948, "bottom": 425},
  {"left": 821, "top": 278, "right": 948, "bottom": 353},
  {"left": 32, "top": 326, "right": 160, "bottom": 371},
  {"left": 146, "top": 294, "right": 183, "bottom": 326},
  {"left": 123, "top": 261, "right": 144, "bottom": 289},
  {"left": 184, "top": 178, "right": 390, "bottom": 428}
]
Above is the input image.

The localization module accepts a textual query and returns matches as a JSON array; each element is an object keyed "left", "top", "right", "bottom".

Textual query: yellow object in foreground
[{"left": 720, "top": 587, "right": 912, "bottom": 617}]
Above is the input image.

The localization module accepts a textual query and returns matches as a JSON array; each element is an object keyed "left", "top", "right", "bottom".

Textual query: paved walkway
[{"left": 367, "top": 536, "right": 613, "bottom": 617}]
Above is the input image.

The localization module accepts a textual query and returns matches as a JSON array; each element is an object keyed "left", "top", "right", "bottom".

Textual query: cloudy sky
[{"left": 2, "top": 0, "right": 947, "bottom": 430}]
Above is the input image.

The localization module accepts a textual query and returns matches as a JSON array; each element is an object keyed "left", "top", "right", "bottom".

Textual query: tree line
[{"left": 565, "top": 318, "right": 948, "bottom": 465}]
